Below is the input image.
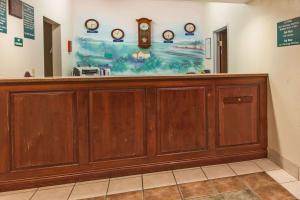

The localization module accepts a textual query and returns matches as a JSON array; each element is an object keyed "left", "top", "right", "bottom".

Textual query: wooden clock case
[{"left": 136, "top": 18, "right": 152, "bottom": 49}]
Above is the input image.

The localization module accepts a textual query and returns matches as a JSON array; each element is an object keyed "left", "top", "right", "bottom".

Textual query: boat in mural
[
  {"left": 75, "top": 37, "right": 205, "bottom": 75},
  {"left": 132, "top": 51, "right": 151, "bottom": 61}
]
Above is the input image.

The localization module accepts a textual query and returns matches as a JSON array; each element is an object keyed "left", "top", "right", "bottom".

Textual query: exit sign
[
  {"left": 277, "top": 16, "right": 300, "bottom": 47},
  {"left": 14, "top": 37, "right": 23, "bottom": 47}
]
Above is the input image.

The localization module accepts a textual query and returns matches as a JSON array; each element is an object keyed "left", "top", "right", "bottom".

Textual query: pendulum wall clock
[{"left": 136, "top": 18, "right": 152, "bottom": 49}]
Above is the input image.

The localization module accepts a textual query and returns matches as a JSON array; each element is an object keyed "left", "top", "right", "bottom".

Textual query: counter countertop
[{"left": 0, "top": 73, "right": 268, "bottom": 84}]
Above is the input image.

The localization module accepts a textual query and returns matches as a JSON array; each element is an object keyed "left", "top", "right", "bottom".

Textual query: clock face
[
  {"left": 140, "top": 23, "right": 149, "bottom": 31},
  {"left": 111, "top": 29, "right": 125, "bottom": 40},
  {"left": 163, "top": 30, "right": 175, "bottom": 41},
  {"left": 185, "top": 23, "right": 196, "bottom": 33},
  {"left": 85, "top": 19, "right": 99, "bottom": 31}
]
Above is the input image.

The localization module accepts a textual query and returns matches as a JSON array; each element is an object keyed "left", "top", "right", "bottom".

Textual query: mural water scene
[{"left": 75, "top": 38, "right": 205, "bottom": 75}]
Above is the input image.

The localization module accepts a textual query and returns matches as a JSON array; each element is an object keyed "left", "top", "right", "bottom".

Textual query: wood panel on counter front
[{"left": 0, "top": 74, "right": 268, "bottom": 191}]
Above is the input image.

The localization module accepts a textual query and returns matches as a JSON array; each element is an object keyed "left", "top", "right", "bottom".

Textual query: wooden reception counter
[{"left": 0, "top": 74, "right": 268, "bottom": 191}]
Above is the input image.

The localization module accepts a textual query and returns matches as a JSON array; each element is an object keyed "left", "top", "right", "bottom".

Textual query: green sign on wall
[
  {"left": 23, "top": 3, "right": 35, "bottom": 40},
  {"left": 277, "top": 16, "right": 300, "bottom": 47},
  {"left": 14, "top": 37, "right": 23, "bottom": 47},
  {"left": 0, "top": 0, "right": 7, "bottom": 33}
]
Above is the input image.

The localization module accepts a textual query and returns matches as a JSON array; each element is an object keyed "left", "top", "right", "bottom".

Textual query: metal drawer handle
[{"left": 223, "top": 96, "right": 253, "bottom": 104}]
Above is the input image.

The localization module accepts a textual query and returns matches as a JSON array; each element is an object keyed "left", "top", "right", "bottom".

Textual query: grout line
[
  {"left": 226, "top": 163, "right": 238, "bottom": 176},
  {"left": 141, "top": 174, "right": 144, "bottom": 200},
  {"left": 172, "top": 170, "right": 184, "bottom": 200},
  {"left": 200, "top": 167, "right": 209, "bottom": 180},
  {"left": 104, "top": 178, "right": 110, "bottom": 200},
  {"left": 249, "top": 160, "right": 265, "bottom": 172},
  {"left": 66, "top": 183, "right": 76, "bottom": 200},
  {"left": 28, "top": 188, "right": 38, "bottom": 200}
]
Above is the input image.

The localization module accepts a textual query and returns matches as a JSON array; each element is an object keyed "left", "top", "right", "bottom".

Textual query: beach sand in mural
[{"left": 75, "top": 37, "right": 205, "bottom": 75}]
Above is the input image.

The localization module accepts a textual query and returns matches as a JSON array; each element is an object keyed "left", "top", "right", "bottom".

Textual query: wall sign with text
[
  {"left": 277, "top": 16, "right": 300, "bottom": 47},
  {"left": 23, "top": 2, "right": 35, "bottom": 40},
  {"left": 0, "top": 0, "right": 7, "bottom": 33},
  {"left": 14, "top": 37, "right": 23, "bottom": 47}
]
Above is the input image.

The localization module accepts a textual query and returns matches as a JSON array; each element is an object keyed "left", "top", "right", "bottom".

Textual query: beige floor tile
[
  {"left": 32, "top": 186, "right": 73, "bottom": 200},
  {"left": 107, "top": 175, "right": 142, "bottom": 195},
  {"left": 173, "top": 167, "right": 207, "bottom": 184},
  {"left": 76, "top": 178, "right": 109, "bottom": 186},
  {"left": 202, "top": 164, "right": 236, "bottom": 179},
  {"left": 229, "top": 161, "right": 263, "bottom": 175},
  {"left": 0, "top": 189, "right": 37, "bottom": 200},
  {"left": 252, "top": 159, "right": 281, "bottom": 171},
  {"left": 267, "top": 169, "right": 297, "bottom": 184},
  {"left": 143, "top": 171, "right": 176, "bottom": 189},
  {"left": 282, "top": 181, "right": 300, "bottom": 199},
  {"left": 0, "top": 188, "right": 37, "bottom": 197},
  {"left": 110, "top": 174, "right": 141, "bottom": 181},
  {"left": 39, "top": 183, "right": 75, "bottom": 190},
  {"left": 69, "top": 179, "right": 109, "bottom": 200}
]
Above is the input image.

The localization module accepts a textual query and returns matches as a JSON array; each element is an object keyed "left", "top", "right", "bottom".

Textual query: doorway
[
  {"left": 214, "top": 27, "right": 228, "bottom": 73},
  {"left": 43, "top": 17, "right": 62, "bottom": 77}
]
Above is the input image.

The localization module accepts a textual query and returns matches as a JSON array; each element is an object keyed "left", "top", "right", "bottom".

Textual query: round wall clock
[
  {"left": 185, "top": 23, "right": 196, "bottom": 33},
  {"left": 162, "top": 30, "right": 175, "bottom": 41},
  {"left": 111, "top": 29, "right": 125, "bottom": 40},
  {"left": 85, "top": 19, "right": 99, "bottom": 31}
]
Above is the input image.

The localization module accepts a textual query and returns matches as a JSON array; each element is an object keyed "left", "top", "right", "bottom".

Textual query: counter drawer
[{"left": 216, "top": 85, "right": 259, "bottom": 147}]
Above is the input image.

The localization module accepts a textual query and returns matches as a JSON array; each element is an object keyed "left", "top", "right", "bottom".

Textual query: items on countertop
[{"left": 73, "top": 65, "right": 111, "bottom": 77}]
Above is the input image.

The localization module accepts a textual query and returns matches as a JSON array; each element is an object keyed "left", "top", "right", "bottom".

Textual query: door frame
[
  {"left": 43, "top": 17, "right": 62, "bottom": 77},
  {"left": 213, "top": 26, "right": 229, "bottom": 73}
]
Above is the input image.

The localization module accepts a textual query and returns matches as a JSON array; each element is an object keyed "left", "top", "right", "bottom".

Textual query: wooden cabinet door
[
  {"left": 157, "top": 87, "right": 209, "bottom": 155},
  {"left": 217, "top": 85, "right": 259, "bottom": 148},
  {"left": 10, "top": 92, "right": 78, "bottom": 170},
  {"left": 89, "top": 89, "right": 146, "bottom": 162}
]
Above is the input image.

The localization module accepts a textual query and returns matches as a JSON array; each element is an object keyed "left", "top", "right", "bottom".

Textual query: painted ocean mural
[{"left": 75, "top": 37, "right": 205, "bottom": 75}]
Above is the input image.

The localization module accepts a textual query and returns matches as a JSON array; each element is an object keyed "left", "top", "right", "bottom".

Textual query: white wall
[
  {"left": 0, "top": 0, "right": 73, "bottom": 77},
  {"left": 72, "top": 0, "right": 205, "bottom": 43},
  {"left": 203, "top": 0, "right": 300, "bottom": 166}
]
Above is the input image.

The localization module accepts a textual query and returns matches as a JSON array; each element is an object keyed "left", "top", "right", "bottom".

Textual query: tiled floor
[{"left": 0, "top": 159, "right": 299, "bottom": 200}]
